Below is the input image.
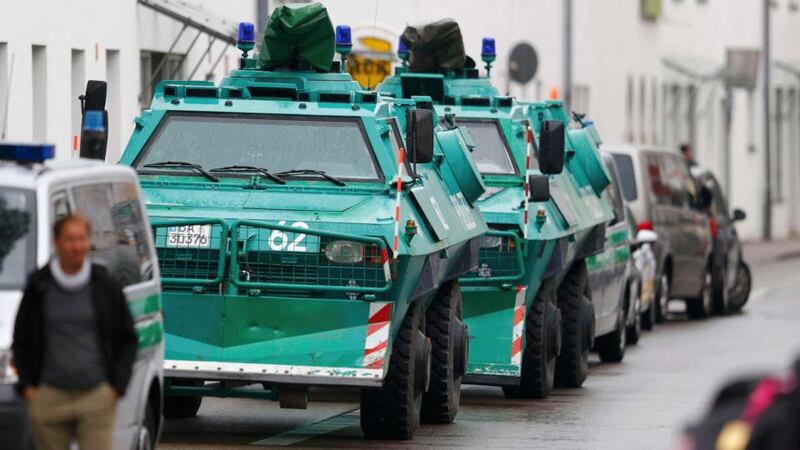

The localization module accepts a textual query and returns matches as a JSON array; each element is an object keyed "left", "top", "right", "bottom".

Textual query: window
[
  {"left": 32, "top": 45, "right": 47, "bottom": 141},
  {"left": 611, "top": 153, "right": 638, "bottom": 201},
  {"left": 136, "top": 113, "right": 382, "bottom": 181},
  {"left": 602, "top": 158, "right": 625, "bottom": 224},
  {"left": 645, "top": 153, "right": 689, "bottom": 207},
  {"left": 71, "top": 182, "right": 153, "bottom": 286},
  {"left": 71, "top": 49, "right": 86, "bottom": 142},
  {"left": 0, "top": 42, "right": 8, "bottom": 140},
  {"left": 0, "top": 188, "right": 36, "bottom": 289},
  {"left": 626, "top": 75, "right": 634, "bottom": 142},
  {"left": 51, "top": 190, "right": 70, "bottom": 222},
  {"left": 383, "top": 118, "right": 412, "bottom": 176},
  {"left": 140, "top": 51, "right": 185, "bottom": 109},
  {"left": 457, "top": 119, "right": 517, "bottom": 175}
]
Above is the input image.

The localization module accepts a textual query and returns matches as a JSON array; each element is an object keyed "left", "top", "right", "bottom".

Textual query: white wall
[
  {"left": 0, "top": 0, "right": 256, "bottom": 162},
  {"left": 321, "top": 0, "right": 800, "bottom": 240}
]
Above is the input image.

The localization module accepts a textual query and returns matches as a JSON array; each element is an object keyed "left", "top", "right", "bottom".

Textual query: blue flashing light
[
  {"left": 481, "top": 37, "right": 496, "bottom": 57},
  {"left": 83, "top": 110, "right": 105, "bottom": 132},
  {"left": 335, "top": 25, "right": 352, "bottom": 47},
  {"left": 397, "top": 36, "right": 409, "bottom": 58},
  {"left": 238, "top": 22, "right": 256, "bottom": 44},
  {"left": 0, "top": 143, "right": 55, "bottom": 163}
]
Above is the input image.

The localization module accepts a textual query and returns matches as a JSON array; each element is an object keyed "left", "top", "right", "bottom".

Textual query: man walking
[{"left": 12, "top": 214, "right": 138, "bottom": 450}]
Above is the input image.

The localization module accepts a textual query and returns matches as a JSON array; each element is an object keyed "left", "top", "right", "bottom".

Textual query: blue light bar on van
[{"left": 0, "top": 143, "right": 55, "bottom": 163}]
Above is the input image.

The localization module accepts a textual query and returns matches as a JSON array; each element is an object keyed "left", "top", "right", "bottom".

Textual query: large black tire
[
  {"left": 626, "top": 280, "right": 642, "bottom": 346},
  {"left": 554, "top": 261, "right": 593, "bottom": 388},
  {"left": 421, "top": 280, "right": 467, "bottom": 424},
  {"left": 597, "top": 306, "right": 626, "bottom": 363},
  {"left": 502, "top": 280, "right": 560, "bottom": 399},
  {"left": 654, "top": 273, "right": 670, "bottom": 323},
  {"left": 361, "top": 300, "right": 430, "bottom": 440},
  {"left": 728, "top": 261, "right": 751, "bottom": 313},
  {"left": 686, "top": 266, "right": 714, "bottom": 320},
  {"left": 711, "top": 261, "right": 729, "bottom": 316},
  {"left": 163, "top": 380, "right": 202, "bottom": 419}
]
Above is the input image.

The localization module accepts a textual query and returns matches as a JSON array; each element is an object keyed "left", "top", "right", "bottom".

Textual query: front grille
[
  {"left": 463, "top": 231, "right": 524, "bottom": 281},
  {"left": 151, "top": 221, "right": 227, "bottom": 284},
  {"left": 234, "top": 223, "right": 389, "bottom": 292}
]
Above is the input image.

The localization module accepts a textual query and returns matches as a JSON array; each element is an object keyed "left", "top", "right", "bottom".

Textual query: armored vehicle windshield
[
  {"left": 455, "top": 119, "right": 518, "bottom": 175},
  {"left": 135, "top": 113, "right": 381, "bottom": 182}
]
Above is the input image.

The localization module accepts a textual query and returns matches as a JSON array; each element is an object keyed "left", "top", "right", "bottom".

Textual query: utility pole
[
  {"left": 763, "top": 0, "right": 772, "bottom": 240},
  {"left": 564, "top": 0, "right": 573, "bottom": 111}
]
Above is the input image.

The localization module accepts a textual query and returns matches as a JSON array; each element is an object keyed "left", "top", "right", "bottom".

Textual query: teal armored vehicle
[
  {"left": 118, "top": 5, "right": 487, "bottom": 439},
  {"left": 378, "top": 20, "right": 614, "bottom": 397}
]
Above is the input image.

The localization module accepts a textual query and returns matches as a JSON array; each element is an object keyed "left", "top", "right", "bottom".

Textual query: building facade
[{"left": 2, "top": 0, "right": 798, "bottom": 240}]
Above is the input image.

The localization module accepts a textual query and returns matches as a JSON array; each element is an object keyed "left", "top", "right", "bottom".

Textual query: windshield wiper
[
  {"left": 141, "top": 161, "right": 219, "bottom": 182},
  {"left": 275, "top": 169, "right": 346, "bottom": 186},
  {"left": 209, "top": 165, "right": 286, "bottom": 185}
]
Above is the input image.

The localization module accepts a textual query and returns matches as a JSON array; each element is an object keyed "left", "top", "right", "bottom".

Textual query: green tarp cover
[
  {"left": 258, "top": 3, "right": 335, "bottom": 72},
  {"left": 402, "top": 19, "right": 466, "bottom": 73}
]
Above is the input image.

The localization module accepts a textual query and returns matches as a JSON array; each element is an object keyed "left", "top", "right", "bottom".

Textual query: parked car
[
  {"left": 0, "top": 143, "right": 164, "bottom": 450},
  {"left": 587, "top": 152, "right": 639, "bottom": 362},
  {"left": 691, "top": 167, "right": 749, "bottom": 314},
  {"left": 605, "top": 145, "right": 714, "bottom": 320}
]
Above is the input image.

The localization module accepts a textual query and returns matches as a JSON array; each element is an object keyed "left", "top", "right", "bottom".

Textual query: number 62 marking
[{"left": 269, "top": 221, "right": 309, "bottom": 252}]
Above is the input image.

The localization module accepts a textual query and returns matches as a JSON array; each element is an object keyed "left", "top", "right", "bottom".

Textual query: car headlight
[
  {"left": 0, "top": 350, "right": 17, "bottom": 384},
  {"left": 324, "top": 240, "right": 365, "bottom": 264}
]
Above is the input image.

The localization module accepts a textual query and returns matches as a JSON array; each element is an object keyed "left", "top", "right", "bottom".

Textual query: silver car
[{"left": 603, "top": 145, "right": 714, "bottom": 320}]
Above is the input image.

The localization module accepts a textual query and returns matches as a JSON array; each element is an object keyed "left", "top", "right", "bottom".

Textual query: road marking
[{"left": 250, "top": 409, "right": 360, "bottom": 446}]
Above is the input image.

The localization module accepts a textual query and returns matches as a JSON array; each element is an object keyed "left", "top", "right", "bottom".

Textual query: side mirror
[
  {"left": 732, "top": 208, "right": 746, "bottom": 222},
  {"left": 696, "top": 184, "right": 713, "bottom": 210},
  {"left": 79, "top": 80, "right": 109, "bottom": 161},
  {"left": 538, "top": 120, "right": 565, "bottom": 174},
  {"left": 635, "top": 229, "right": 658, "bottom": 244},
  {"left": 528, "top": 174, "right": 550, "bottom": 202},
  {"left": 406, "top": 109, "right": 434, "bottom": 164}
]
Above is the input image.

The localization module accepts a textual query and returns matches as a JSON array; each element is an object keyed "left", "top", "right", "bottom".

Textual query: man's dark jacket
[{"left": 12, "top": 264, "right": 138, "bottom": 396}]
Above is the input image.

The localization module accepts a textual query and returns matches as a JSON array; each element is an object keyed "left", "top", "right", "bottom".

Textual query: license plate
[{"left": 167, "top": 225, "right": 212, "bottom": 248}]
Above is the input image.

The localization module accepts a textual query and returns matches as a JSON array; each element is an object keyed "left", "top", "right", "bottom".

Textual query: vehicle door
[
  {"left": 642, "top": 153, "right": 679, "bottom": 279},
  {"left": 669, "top": 157, "right": 709, "bottom": 296},
  {"left": 599, "top": 157, "right": 628, "bottom": 326},
  {"left": 62, "top": 178, "right": 162, "bottom": 447},
  {"left": 705, "top": 173, "right": 739, "bottom": 291}
]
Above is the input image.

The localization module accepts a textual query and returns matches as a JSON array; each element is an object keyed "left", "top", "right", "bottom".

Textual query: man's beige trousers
[{"left": 27, "top": 382, "right": 116, "bottom": 450}]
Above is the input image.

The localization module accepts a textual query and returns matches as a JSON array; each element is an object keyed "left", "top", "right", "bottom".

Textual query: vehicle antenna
[{"left": 366, "top": 0, "right": 380, "bottom": 90}]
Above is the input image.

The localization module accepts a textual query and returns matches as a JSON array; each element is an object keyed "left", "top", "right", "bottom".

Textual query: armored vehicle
[
  {"left": 378, "top": 21, "right": 614, "bottom": 396},
  {"left": 118, "top": 4, "right": 487, "bottom": 440}
]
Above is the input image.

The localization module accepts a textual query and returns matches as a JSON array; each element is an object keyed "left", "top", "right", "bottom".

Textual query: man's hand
[{"left": 23, "top": 386, "right": 37, "bottom": 402}]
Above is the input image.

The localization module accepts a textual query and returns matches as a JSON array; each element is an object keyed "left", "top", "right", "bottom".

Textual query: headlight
[
  {"left": 324, "top": 240, "right": 365, "bottom": 264},
  {"left": 479, "top": 235, "right": 503, "bottom": 249},
  {"left": 0, "top": 350, "right": 17, "bottom": 384}
]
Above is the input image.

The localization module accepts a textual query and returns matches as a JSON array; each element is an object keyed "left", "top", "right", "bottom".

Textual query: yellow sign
[{"left": 347, "top": 36, "right": 395, "bottom": 89}]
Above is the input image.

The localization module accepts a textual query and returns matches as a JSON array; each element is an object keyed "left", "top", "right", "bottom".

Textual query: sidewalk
[{"left": 742, "top": 238, "right": 800, "bottom": 265}]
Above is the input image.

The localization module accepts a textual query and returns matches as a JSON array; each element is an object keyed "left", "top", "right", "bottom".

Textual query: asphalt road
[{"left": 159, "top": 255, "right": 800, "bottom": 449}]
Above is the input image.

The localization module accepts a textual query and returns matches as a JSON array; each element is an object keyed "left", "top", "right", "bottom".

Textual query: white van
[{"left": 0, "top": 143, "right": 163, "bottom": 450}]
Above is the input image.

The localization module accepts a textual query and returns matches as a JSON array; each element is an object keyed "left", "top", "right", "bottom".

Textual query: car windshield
[
  {"left": 459, "top": 119, "right": 517, "bottom": 175},
  {"left": 0, "top": 187, "right": 36, "bottom": 290},
  {"left": 135, "top": 113, "right": 381, "bottom": 181}
]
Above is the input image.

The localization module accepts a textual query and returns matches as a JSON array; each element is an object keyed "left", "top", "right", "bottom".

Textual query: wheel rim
[{"left": 138, "top": 427, "right": 152, "bottom": 450}]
